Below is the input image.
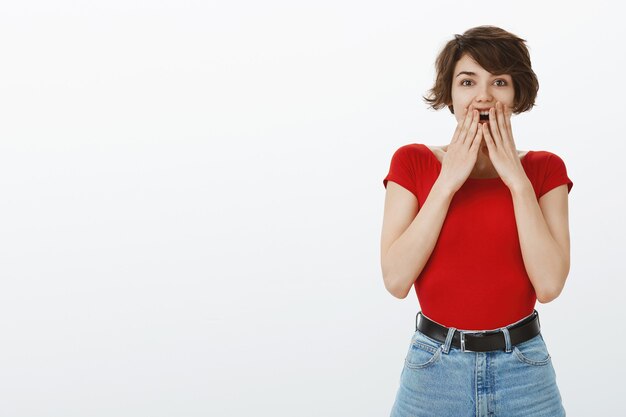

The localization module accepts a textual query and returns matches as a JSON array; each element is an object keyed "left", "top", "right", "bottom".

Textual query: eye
[{"left": 460, "top": 79, "right": 509, "bottom": 87}]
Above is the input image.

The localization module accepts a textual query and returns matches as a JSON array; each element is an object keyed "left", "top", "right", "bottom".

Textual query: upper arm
[
  {"left": 380, "top": 181, "right": 419, "bottom": 277},
  {"left": 538, "top": 183, "right": 571, "bottom": 270}
]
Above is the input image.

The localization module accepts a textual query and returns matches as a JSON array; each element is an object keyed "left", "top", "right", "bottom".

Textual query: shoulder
[
  {"left": 525, "top": 150, "right": 571, "bottom": 174},
  {"left": 389, "top": 143, "right": 423, "bottom": 156},
  {"left": 386, "top": 143, "right": 428, "bottom": 165},
  {"left": 526, "top": 149, "right": 567, "bottom": 162},
  {"left": 525, "top": 150, "right": 573, "bottom": 196}
]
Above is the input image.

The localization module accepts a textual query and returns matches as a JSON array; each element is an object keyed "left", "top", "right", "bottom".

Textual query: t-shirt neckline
[{"left": 418, "top": 143, "right": 533, "bottom": 181}]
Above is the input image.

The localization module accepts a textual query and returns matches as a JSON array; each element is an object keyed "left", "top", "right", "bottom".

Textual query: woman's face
[{"left": 450, "top": 53, "right": 515, "bottom": 125}]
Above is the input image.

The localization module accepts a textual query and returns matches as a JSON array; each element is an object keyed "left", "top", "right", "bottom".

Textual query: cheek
[{"left": 501, "top": 91, "right": 515, "bottom": 106}]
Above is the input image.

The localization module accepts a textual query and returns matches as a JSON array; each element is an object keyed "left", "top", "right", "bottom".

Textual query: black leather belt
[{"left": 415, "top": 309, "right": 541, "bottom": 352}]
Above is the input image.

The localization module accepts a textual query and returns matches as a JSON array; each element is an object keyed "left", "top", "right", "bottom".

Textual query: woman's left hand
[{"left": 481, "top": 101, "right": 529, "bottom": 190}]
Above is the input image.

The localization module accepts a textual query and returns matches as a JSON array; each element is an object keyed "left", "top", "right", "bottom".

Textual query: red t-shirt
[{"left": 382, "top": 143, "right": 573, "bottom": 330}]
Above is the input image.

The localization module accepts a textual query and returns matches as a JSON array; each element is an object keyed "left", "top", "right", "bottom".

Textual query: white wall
[{"left": 0, "top": 0, "right": 623, "bottom": 416}]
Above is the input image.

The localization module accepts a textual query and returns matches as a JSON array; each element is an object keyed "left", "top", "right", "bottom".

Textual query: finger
[
  {"left": 488, "top": 107, "right": 500, "bottom": 147},
  {"left": 450, "top": 121, "right": 462, "bottom": 144},
  {"left": 471, "top": 123, "right": 483, "bottom": 153},
  {"left": 504, "top": 104, "right": 513, "bottom": 134},
  {"left": 456, "top": 105, "right": 476, "bottom": 144},
  {"left": 464, "top": 109, "right": 480, "bottom": 145},
  {"left": 504, "top": 105, "right": 514, "bottom": 146},
  {"left": 450, "top": 106, "right": 470, "bottom": 143},
  {"left": 496, "top": 102, "right": 509, "bottom": 143},
  {"left": 482, "top": 121, "right": 495, "bottom": 148},
  {"left": 483, "top": 124, "right": 495, "bottom": 152},
  {"left": 451, "top": 105, "right": 474, "bottom": 144}
]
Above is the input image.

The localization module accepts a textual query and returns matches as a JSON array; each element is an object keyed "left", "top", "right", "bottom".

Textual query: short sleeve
[
  {"left": 382, "top": 145, "right": 418, "bottom": 200},
  {"left": 539, "top": 153, "right": 573, "bottom": 198}
]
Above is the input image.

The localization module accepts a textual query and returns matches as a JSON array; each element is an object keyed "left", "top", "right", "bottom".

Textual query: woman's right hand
[{"left": 437, "top": 104, "right": 483, "bottom": 193}]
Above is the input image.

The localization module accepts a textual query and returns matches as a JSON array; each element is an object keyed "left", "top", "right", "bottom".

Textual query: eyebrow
[{"left": 455, "top": 71, "right": 508, "bottom": 78}]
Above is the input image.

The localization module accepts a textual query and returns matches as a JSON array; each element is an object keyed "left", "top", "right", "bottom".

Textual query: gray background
[{"left": 1, "top": 0, "right": 623, "bottom": 416}]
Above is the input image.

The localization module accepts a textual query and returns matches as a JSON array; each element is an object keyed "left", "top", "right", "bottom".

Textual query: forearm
[
  {"left": 384, "top": 179, "right": 455, "bottom": 299},
  {"left": 510, "top": 180, "right": 568, "bottom": 303}
]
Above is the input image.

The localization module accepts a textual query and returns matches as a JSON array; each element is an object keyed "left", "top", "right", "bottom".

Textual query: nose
[{"left": 474, "top": 84, "right": 493, "bottom": 103}]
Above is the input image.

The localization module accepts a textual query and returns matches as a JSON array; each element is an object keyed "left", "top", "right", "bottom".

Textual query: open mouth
[{"left": 479, "top": 113, "right": 490, "bottom": 122}]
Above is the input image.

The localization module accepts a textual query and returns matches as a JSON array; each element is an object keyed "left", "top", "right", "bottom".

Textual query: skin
[
  {"left": 446, "top": 53, "right": 520, "bottom": 179},
  {"left": 444, "top": 55, "right": 571, "bottom": 301},
  {"left": 380, "top": 52, "right": 571, "bottom": 303}
]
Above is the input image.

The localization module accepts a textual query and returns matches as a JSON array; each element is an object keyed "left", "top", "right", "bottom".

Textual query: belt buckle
[{"left": 460, "top": 330, "right": 488, "bottom": 352}]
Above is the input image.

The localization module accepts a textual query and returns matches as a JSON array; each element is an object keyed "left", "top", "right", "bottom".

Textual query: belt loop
[
  {"left": 500, "top": 327, "right": 512, "bottom": 352},
  {"left": 415, "top": 311, "right": 420, "bottom": 332},
  {"left": 443, "top": 327, "right": 456, "bottom": 354},
  {"left": 536, "top": 309, "right": 541, "bottom": 330}
]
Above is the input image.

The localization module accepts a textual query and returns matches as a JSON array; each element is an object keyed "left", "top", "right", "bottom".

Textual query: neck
[
  {"left": 471, "top": 146, "right": 497, "bottom": 176},
  {"left": 477, "top": 146, "right": 492, "bottom": 164}
]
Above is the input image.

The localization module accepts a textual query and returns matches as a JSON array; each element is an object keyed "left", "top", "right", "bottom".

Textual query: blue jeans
[{"left": 390, "top": 314, "right": 566, "bottom": 416}]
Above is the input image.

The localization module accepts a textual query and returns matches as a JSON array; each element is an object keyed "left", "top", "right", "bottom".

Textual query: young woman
[{"left": 381, "top": 26, "right": 572, "bottom": 416}]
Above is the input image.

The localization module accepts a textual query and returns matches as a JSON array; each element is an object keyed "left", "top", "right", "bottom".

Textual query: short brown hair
[{"left": 423, "top": 25, "right": 539, "bottom": 114}]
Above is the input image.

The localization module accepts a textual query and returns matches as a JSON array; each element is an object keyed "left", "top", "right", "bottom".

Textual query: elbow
[
  {"left": 536, "top": 292, "right": 556, "bottom": 304},
  {"left": 536, "top": 284, "right": 564, "bottom": 304},
  {"left": 536, "top": 267, "right": 569, "bottom": 304},
  {"left": 383, "top": 275, "right": 410, "bottom": 299}
]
